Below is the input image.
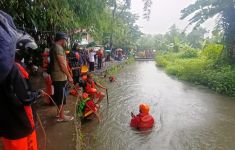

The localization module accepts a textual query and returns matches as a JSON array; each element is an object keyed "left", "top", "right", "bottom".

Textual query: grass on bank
[{"left": 156, "top": 44, "right": 235, "bottom": 97}]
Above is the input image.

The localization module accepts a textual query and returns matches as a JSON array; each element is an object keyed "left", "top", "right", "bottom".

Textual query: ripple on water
[{"left": 82, "top": 62, "right": 235, "bottom": 150}]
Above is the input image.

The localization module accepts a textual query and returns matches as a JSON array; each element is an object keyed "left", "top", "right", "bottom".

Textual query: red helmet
[
  {"left": 139, "top": 103, "right": 150, "bottom": 114},
  {"left": 65, "top": 50, "right": 70, "bottom": 55},
  {"left": 82, "top": 93, "right": 89, "bottom": 99},
  {"left": 82, "top": 75, "right": 87, "bottom": 81},
  {"left": 89, "top": 88, "right": 97, "bottom": 93}
]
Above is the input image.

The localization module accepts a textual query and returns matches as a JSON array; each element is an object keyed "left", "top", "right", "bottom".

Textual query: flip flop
[
  {"left": 57, "top": 115, "right": 74, "bottom": 122},
  {"left": 56, "top": 110, "right": 70, "bottom": 118}
]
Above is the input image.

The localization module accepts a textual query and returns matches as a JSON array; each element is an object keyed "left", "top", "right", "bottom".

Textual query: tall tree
[
  {"left": 187, "top": 27, "right": 207, "bottom": 49},
  {"left": 0, "top": 0, "right": 148, "bottom": 49},
  {"left": 181, "top": 0, "right": 235, "bottom": 63},
  {"left": 107, "top": 0, "right": 152, "bottom": 50}
]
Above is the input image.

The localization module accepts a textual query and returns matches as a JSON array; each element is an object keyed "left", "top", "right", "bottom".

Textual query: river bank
[
  {"left": 155, "top": 44, "right": 235, "bottom": 97},
  {"left": 80, "top": 61, "right": 235, "bottom": 150},
  {"left": 0, "top": 58, "right": 133, "bottom": 150}
]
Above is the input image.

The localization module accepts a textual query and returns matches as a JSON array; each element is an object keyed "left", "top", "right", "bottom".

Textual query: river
[{"left": 82, "top": 61, "right": 235, "bottom": 150}]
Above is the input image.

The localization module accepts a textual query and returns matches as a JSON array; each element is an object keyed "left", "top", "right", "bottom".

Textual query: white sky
[{"left": 131, "top": 0, "right": 216, "bottom": 34}]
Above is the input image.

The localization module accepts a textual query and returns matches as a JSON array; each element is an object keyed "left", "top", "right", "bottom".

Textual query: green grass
[{"left": 156, "top": 44, "right": 235, "bottom": 97}]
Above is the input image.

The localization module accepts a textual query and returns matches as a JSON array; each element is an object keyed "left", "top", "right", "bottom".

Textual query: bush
[
  {"left": 165, "top": 63, "right": 183, "bottom": 76},
  {"left": 155, "top": 44, "right": 235, "bottom": 97},
  {"left": 180, "top": 49, "right": 198, "bottom": 58},
  {"left": 200, "top": 44, "right": 223, "bottom": 60},
  {"left": 201, "top": 66, "right": 235, "bottom": 96}
]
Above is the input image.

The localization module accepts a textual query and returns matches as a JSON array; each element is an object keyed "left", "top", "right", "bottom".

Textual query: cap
[{"left": 55, "top": 32, "right": 68, "bottom": 41}]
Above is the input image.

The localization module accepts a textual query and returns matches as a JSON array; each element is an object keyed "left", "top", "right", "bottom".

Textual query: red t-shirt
[{"left": 97, "top": 51, "right": 103, "bottom": 59}]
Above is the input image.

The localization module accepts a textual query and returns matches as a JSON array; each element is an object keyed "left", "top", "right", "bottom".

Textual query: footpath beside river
[
  {"left": 0, "top": 60, "right": 125, "bottom": 150},
  {"left": 35, "top": 60, "right": 120, "bottom": 150}
]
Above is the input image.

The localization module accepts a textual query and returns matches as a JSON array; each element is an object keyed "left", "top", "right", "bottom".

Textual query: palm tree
[{"left": 181, "top": 0, "right": 235, "bottom": 63}]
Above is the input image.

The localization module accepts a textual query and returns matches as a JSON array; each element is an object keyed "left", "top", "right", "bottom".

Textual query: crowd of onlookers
[
  {"left": 0, "top": 10, "right": 154, "bottom": 150},
  {"left": 41, "top": 43, "right": 116, "bottom": 75}
]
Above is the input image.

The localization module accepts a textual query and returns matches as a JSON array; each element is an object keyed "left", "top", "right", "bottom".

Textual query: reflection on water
[{"left": 82, "top": 61, "right": 235, "bottom": 150}]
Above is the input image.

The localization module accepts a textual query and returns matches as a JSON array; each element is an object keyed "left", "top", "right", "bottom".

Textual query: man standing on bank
[{"left": 50, "top": 32, "right": 74, "bottom": 122}]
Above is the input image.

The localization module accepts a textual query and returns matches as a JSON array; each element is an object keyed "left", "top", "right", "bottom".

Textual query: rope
[
  {"left": 42, "top": 92, "right": 60, "bottom": 112},
  {"left": 41, "top": 82, "right": 76, "bottom": 114},
  {"left": 36, "top": 83, "right": 82, "bottom": 150},
  {"left": 36, "top": 112, "right": 46, "bottom": 150}
]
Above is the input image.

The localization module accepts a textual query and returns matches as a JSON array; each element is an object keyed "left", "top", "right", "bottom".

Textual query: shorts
[
  {"left": 89, "top": 62, "right": 94, "bottom": 71},
  {"left": 52, "top": 81, "right": 67, "bottom": 106}
]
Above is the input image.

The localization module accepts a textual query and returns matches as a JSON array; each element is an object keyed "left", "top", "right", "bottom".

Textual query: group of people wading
[{"left": 0, "top": 11, "right": 154, "bottom": 150}]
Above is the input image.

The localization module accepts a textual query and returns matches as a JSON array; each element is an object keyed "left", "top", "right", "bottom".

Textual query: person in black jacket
[
  {"left": 0, "top": 11, "right": 42, "bottom": 150},
  {"left": 67, "top": 43, "right": 83, "bottom": 84}
]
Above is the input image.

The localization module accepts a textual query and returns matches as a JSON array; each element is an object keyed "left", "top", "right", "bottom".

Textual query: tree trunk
[
  {"left": 110, "top": 0, "right": 117, "bottom": 51},
  {"left": 232, "top": 43, "right": 235, "bottom": 63},
  {"left": 223, "top": 6, "right": 235, "bottom": 64}
]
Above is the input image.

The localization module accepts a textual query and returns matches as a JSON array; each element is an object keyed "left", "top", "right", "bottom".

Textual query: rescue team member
[
  {"left": 77, "top": 92, "right": 101, "bottom": 122},
  {"left": 97, "top": 48, "right": 103, "bottom": 69},
  {"left": 85, "top": 73, "right": 107, "bottom": 104},
  {"left": 130, "top": 103, "right": 155, "bottom": 130},
  {"left": 0, "top": 11, "right": 42, "bottom": 150},
  {"left": 109, "top": 75, "right": 115, "bottom": 82},
  {"left": 65, "top": 50, "right": 73, "bottom": 79},
  {"left": 65, "top": 50, "right": 80, "bottom": 96},
  {"left": 68, "top": 43, "right": 83, "bottom": 84},
  {"left": 42, "top": 48, "right": 53, "bottom": 105},
  {"left": 78, "top": 66, "right": 89, "bottom": 93},
  {"left": 50, "top": 32, "right": 74, "bottom": 122}
]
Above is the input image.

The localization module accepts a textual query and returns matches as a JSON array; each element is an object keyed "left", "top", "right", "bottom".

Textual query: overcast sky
[{"left": 131, "top": 0, "right": 216, "bottom": 34}]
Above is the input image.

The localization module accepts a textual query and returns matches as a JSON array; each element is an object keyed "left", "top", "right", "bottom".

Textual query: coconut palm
[{"left": 181, "top": 0, "right": 235, "bottom": 63}]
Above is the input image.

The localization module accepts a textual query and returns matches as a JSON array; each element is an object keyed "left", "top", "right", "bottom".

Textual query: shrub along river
[{"left": 82, "top": 61, "right": 235, "bottom": 150}]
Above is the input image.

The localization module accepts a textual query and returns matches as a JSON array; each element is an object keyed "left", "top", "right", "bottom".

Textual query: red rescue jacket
[
  {"left": 130, "top": 113, "right": 154, "bottom": 130},
  {"left": 85, "top": 80, "right": 96, "bottom": 93},
  {"left": 0, "top": 63, "right": 35, "bottom": 139}
]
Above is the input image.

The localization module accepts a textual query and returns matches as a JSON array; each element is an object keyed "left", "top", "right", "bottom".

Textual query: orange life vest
[
  {"left": 138, "top": 113, "right": 154, "bottom": 129},
  {"left": 85, "top": 80, "right": 95, "bottom": 93},
  {"left": 15, "top": 63, "right": 29, "bottom": 79},
  {"left": 42, "top": 52, "right": 49, "bottom": 71},
  {"left": 15, "top": 63, "right": 35, "bottom": 129}
]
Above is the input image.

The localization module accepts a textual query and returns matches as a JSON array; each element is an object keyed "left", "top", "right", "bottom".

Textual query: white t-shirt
[{"left": 88, "top": 52, "right": 96, "bottom": 62}]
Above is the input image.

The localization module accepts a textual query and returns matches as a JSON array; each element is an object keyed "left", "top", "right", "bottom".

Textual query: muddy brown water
[{"left": 81, "top": 61, "right": 235, "bottom": 150}]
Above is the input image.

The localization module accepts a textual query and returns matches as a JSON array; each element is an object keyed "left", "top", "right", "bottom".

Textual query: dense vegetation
[
  {"left": 137, "top": 24, "right": 235, "bottom": 96},
  {"left": 181, "top": 0, "right": 235, "bottom": 63},
  {"left": 156, "top": 44, "right": 235, "bottom": 96},
  {"left": 136, "top": 0, "right": 235, "bottom": 97},
  {"left": 0, "top": 0, "right": 152, "bottom": 48},
  {"left": 1, "top": 0, "right": 235, "bottom": 96}
]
